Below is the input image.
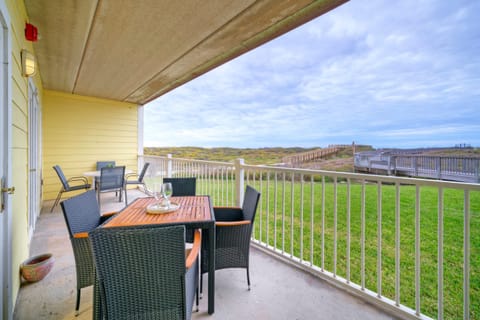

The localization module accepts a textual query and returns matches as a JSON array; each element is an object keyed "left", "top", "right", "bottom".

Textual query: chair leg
[
  {"left": 247, "top": 267, "right": 251, "bottom": 291},
  {"left": 196, "top": 286, "right": 199, "bottom": 312},
  {"left": 200, "top": 273, "right": 203, "bottom": 298},
  {"left": 97, "top": 190, "right": 101, "bottom": 212},
  {"left": 50, "top": 189, "right": 63, "bottom": 212},
  {"left": 124, "top": 187, "right": 128, "bottom": 205},
  {"left": 75, "top": 289, "right": 81, "bottom": 316}
]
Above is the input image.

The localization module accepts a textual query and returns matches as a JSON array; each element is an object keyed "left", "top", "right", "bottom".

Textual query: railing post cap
[{"left": 236, "top": 158, "right": 244, "bottom": 165}]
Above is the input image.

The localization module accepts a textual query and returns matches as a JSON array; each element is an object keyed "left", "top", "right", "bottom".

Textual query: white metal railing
[
  {"left": 354, "top": 153, "right": 480, "bottom": 183},
  {"left": 142, "top": 154, "right": 237, "bottom": 206},
  {"left": 142, "top": 154, "right": 479, "bottom": 320}
]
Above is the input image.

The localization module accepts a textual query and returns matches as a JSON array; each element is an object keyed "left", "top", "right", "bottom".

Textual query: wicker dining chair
[
  {"left": 200, "top": 185, "right": 260, "bottom": 292},
  {"left": 96, "top": 166, "right": 125, "bottom": 210},
  {"left": 60, "top": 190, "right": 117, "bottom": 315},
  {"left": 51, "top": 165, "right": 91, "bottom": 212},
  {"left": 162, "top": 177, "right": 197, "bottom": 242},
  {"left": 163, "top": 177, "right": 196, "bottom": 196},
  {"left": 90, "top": 225, "right": 200, "bottom": 320},
  {"left": 124, "top": 162, "right": 150, "bottom": 205}
]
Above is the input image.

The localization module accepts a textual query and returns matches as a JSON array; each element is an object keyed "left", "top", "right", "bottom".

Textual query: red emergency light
[{"left": 25, "top": 23, "right": 38, "bottom": 42}]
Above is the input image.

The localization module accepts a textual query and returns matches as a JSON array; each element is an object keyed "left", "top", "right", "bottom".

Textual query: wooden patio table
[{"left": 94, "top": 196, "right": 216, "bottom": 317}]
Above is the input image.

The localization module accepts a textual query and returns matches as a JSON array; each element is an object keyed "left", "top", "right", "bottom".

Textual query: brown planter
[{"left": 20, "top": 253, "right": 55, "bottom": 282}]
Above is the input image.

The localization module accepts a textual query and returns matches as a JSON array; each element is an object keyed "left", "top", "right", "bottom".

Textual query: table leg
[{"left": 208, "top": 224, "right": 215, "bottom": 314}]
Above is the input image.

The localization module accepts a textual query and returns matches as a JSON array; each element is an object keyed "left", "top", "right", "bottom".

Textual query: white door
[
  {"left": 28, "top": 79, "right": 41, "bottom": 237},
  {"left": 0, "top": 1, "right": 13, "bottom": 319}
]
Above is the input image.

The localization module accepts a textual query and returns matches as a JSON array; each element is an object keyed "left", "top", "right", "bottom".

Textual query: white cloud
[{"left": 144, "top": 0, "right": 480, "bottom": 148}]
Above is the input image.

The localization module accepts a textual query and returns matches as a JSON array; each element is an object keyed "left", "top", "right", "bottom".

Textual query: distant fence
[{"left": 355, "top": 153, "right": 480, "bottom": 183}]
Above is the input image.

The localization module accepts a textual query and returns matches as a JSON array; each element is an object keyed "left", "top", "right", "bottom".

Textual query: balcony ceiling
[{"left": 25, "top": 0, "right": 347, "bottom": 105}]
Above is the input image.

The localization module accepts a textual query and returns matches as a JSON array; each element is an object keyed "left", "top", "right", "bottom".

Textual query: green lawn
[{"left": 243, "top": 180, "right": 479, "bottom": 319}]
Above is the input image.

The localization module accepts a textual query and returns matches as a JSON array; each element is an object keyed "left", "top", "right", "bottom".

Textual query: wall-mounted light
[{"left": 21, "top": 49, "right": 36, "bottom": 77}]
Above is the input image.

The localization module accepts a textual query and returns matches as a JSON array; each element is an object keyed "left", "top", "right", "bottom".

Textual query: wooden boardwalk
[
  {"left": 282, "top": 146, "right": 342, "bottom": 167},
  {"left": 355, "top": 153, "right": 480, "bottom": 183}
]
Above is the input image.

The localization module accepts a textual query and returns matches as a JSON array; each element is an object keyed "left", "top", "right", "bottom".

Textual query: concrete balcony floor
[{"left": 13, "top": 189, "right": 396, "bottom": 320}]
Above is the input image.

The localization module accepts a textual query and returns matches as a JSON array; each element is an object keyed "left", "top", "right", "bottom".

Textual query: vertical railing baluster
[
  {"left": 300, "top": 174, "right": 304, "bottom": 262},
  {"left": 415, "top": 185, "right": 421, "bottom": 316},
  {"left": 333, "top": 176, "right": 337, "bottom": 277},
  {"left": 282, "top": 172, "right": 286, "bottom": 254},
  {"left": 259, "top": 170, "right": 264, "bottom": 243},
  {"left": 290, "top": 173, "right": 295, "bottom": 257},
  {"left": 310, "top": 175, "right": 314, "bottom": 266},
  {"left": 346, "top": 178, "right": 351, "bottom": 283},
  {"left": 230, "top": 167, "right": 234, "bottom": 206},
  {"left": 321, "top": 176, "right": 325, "bottom": 272},
  {"left": 207, "top": 164, "right": 211, "bottom": 198},
  {"left": 220, "top": 167, "right": 224, "bottom": 205},
  {"left": 266, "top": 172, "right": 270, "bottom": 247},
  {"left": 377, "top": 181, "right": 382, "bottom": 297},
  {"left": 202, "top": 163, "right": 206, "bottom": 196},
  {"left": 274, "top": 172, "right": 278, "bottom": 250},
  {"left": 464, "top": 190, "right": 470, "bottom": 320},
  {"left": 395, "top": 182, "right": 401, "bottom": 306},
  {"left": 226, "top": 167, "right": 229, "bottom": 206},
  {"left": 361, "top": 179, "right": 366, "bottom": 290},
  {"left": 215, "top": 165, "right": 219, "bottom": 203},
  {"left": 438, "top": 187, "right": 444, "bottom": 319}
]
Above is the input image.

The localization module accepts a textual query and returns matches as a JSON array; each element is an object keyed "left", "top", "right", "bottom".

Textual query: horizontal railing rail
[
  {"left": 143, "top": 154, "right": 480, "bottom": 320},
  {"left": 354, "top": 154, "right": 480, "bottom": 183}
]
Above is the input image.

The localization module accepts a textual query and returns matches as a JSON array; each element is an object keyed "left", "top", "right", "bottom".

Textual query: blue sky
[{"left": 144, "top": 0, "right": 480, "bottom": 149}]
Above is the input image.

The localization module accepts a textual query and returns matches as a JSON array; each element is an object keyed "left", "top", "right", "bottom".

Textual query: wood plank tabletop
[{"left": 103, "top": 196, "right": 213, "bottom": 228}]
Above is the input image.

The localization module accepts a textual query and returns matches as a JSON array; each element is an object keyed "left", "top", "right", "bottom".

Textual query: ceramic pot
[{"left": 20, "top": 253, "right": 55, "bottom": 282}]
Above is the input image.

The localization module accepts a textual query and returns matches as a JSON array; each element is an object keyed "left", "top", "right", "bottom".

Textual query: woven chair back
[
  {"left": 60, "top": 190, "right": 102, "bottom": 238},
  {"left": 163, "top": 177, "right": 196, "bottom": 196},
  {"left": 242, "top": 185, "right": 261, "bottom": 222},
  {"left": 90, "top": 225, "right": 188, "bottom": 319}
]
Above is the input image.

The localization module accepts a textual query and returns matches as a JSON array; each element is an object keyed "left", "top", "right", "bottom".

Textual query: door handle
[
  {"left": 1, "top": 186, "right": 15, "bottom": 194},
  {"left": 1, "top": 177, "right": 14, "bottom": 211}
]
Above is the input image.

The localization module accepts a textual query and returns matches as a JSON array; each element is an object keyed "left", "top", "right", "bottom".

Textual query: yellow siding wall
[
  {"left": 43, "top": 90, "right": 139, "bottom": 200},
  {"left": 6, "top": 0, "right": 44, "bottom": 304}
]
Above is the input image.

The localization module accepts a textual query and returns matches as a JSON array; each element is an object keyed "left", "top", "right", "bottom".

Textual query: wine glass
[
  {"left": 152, "top": 181, "right": 164, "bottom": 208},
  {"left": 162, "top": 182, "right": 173, "bottom": 208}
]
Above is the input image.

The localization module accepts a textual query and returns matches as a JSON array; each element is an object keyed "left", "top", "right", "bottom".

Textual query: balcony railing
[{"left": 143, "top": 154, "right": 480, "bottom": 320}]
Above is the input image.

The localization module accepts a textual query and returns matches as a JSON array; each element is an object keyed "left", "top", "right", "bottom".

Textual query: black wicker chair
[
  {"left": 200, "top": 185, "right": 260, "bottom": 292},
  {"left": 96, "top": 166, "right": 125, "bottom": 210},
  {"left": 162, "top": 177, "right": 197, "bottom": 242},
  {"left": 163, "top": 177, "right": 196, "bottom": 196},
  {"left": 51, "top": 165, "right": 91, "bottom": 212},
  {"left": 90, "top": 225, "right": 200, "bottom": 320},
  {"left": 124, "top": 162, "right": 150, "bottom": 205},
  {"left": 60, "top": 190, "right": 117, "bottom": 315}
]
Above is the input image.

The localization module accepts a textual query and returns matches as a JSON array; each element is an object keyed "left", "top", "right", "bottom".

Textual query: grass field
[{"left": 201, "top": 178, "right": 480, "bottom": 319}]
